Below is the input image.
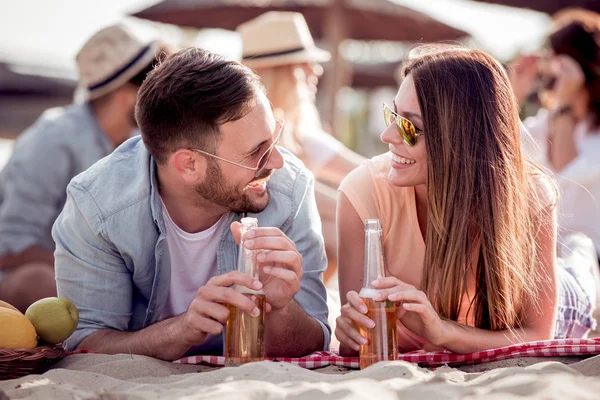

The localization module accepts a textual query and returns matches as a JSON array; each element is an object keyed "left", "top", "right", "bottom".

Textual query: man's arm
[
  {"left": 0, "top": 122, "right": 74, "bottom": 263},
  {"left": 265, "top": 300, "right": 324, "bottom": 357},
  {"left": 268, "top": 169, "right": 330, "bottom": 355},
  {"left": 78, "top": 316, "right": 190, "bottom": 361},
  {"left": 77, "top": 271, "right": 262, "bottom": 361}
]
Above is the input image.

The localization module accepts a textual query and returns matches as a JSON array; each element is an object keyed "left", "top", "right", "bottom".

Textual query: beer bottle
[
  {"left": 356, "top": 219, "right": 398, "bottom": 369},
  {"left": 224, "top": 217, "right": 266, "bottom": 366}
]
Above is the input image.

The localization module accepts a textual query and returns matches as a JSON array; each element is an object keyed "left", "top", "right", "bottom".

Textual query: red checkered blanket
[{"left": 175, "top": 338, "right": 600, "bottom": 369}]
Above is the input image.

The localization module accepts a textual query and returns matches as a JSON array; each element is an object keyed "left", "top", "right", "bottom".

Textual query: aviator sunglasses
[{"left": 383, "top": 103, "right": 424, "bottom": 147}]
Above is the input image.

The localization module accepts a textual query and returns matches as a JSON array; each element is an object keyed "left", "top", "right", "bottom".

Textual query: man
[
  {"left": 0, "top": 22, "right": 164, "bottom": 312},
  {"left": 52, "top": 47, "right": 330, "bottom": 360}
]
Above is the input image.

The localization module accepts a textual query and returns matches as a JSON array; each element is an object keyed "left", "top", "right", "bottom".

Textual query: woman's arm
[
  {"left": 374, "top": 192, "right": 558, "bottom": 354},
  {"left": 336, "top": 192, "right": 368, "bottom": 356},
  {"left": 315, "top": 148, "right": 365, "bottom": 188}
]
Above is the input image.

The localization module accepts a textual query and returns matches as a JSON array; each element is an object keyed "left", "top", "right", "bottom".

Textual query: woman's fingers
[
  {"left": 346, "top": 291, "right": 367, "bottom": 313},
  {"left": 335, "top": 316, "right": 364, "bottom": 351},
  {"left": 341, "top": 303, "right": 374, "bottom": 329},
  {"left": 388, "top": 289, "right": 429, "bottom": 304}
]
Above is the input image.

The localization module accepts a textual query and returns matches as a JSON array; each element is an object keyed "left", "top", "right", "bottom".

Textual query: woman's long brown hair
[{"left": 403, "top": 45, "right": 550, "bottom": 331}]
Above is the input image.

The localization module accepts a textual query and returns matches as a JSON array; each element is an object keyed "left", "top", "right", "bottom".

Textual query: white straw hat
[
  {"left": 76, "top": 22, "right": 161, "bottom": 101},
  {"left": 237, "top": 12, "right": 331, "bottom": 70}
]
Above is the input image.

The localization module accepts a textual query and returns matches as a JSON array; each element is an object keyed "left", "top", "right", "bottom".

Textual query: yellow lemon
[
  {"left": 0, "top": 300, "right": 20, "bottom": 313},
  {"left": 0, "top": 308, "right": 38, "bottom": 349}
]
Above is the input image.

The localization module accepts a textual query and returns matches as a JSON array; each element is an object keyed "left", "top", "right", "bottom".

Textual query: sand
[{"left": 1, "top": 353, "right": 600, "bottom": 399}]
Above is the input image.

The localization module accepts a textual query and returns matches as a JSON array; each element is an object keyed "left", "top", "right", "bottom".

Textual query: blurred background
[{"left": 1, "top": 0, "right": 598, "bottom": 161}]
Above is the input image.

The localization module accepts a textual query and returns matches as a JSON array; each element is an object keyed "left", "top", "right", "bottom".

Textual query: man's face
[{"left": 195, "top": 92, "right": 284, "bottom": 213}]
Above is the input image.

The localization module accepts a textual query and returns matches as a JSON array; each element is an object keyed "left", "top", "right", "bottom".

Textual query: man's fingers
[
  {"left": 192, "top": 299, "right": 230, "bottom": 324},
  {"left": 258, "top": 250, "right": 302, "bottom": 275},
  {"left": 244, "top": 227, "right": 296, "bottom": 248},
  {"left": 197, "top": 286, "right": 260, "bottom": 317},
  {"left": 206, "top": 271, "right": 262, "bottom": 291},
  {"left": 230, "top": 221, "right": 242, "bottom": 245},
  {"left": 245, "top": 236, "right": 295, "bottom": 252},
  {"left": 262, "top": 265, "right": 299, "bottom": 283}
]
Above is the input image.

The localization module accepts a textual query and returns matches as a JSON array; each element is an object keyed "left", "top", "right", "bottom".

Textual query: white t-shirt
[
  {"left": 159, "top": 201, "right": 228, "bottom": 354},
  {"left": 523, "top": 110, "right": 600, "bottom": 255}
]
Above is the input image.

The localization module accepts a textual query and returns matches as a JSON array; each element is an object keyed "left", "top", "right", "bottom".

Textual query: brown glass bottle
[
  {"left": 224, "top": 217, "right": 266, "bottom": 366},
  {"left": 355, "top": 219, "right": 398, "bottom": 369}
]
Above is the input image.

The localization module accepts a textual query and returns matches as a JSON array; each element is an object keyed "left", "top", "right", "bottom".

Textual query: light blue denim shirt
[
  {"left": 53, "top": 136, "right": 330, "bottom": 353},
  {"left": 0, "top": 104, "right": 113, "bottom": 255}
]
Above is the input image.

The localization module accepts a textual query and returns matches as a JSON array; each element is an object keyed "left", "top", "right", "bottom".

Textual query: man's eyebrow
[{"left": 392, "top": 99, "right": 422, "bottom": 121}]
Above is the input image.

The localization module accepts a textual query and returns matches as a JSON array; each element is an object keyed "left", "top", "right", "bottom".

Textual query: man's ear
[{"left": 170, "top": 149, "right": 206, "bottom": 183}]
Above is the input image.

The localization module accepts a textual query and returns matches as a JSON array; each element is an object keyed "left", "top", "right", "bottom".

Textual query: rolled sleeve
[
  {"left": 286, "top": 169, "right": 331, "bottom": 350},
  {"left": 52, "top": 183, "right": 132, "bottom": 350}
]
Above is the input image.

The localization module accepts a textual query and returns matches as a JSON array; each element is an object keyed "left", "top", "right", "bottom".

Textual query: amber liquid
[
  {"left": 224, "top": 293, "right": 266, "bottom": 366},
  {"left": 355, "top": 297, "right": 398, "bottom": 369}
]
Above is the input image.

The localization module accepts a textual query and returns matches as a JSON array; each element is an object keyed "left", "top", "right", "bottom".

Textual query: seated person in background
[
  {"left": 0, "top": 22, "right": 165, "bottom": 312},
  {"left": 237, "top": 12, "right": 365, "bottom": 283},
  {"left": 53, "top": 48, "right": 330, "bottom": 361},
  {"left": 335, "top": 45, "right": 596, "bottom": 357},
  {"left": 510, "top": 9, "right": 600, "bottom": 258}
]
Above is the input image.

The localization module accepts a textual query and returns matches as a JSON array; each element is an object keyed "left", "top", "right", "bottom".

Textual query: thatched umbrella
[
  {"left": 132, "top": 0, "right": 467, "bottom": 134},
  {"left": 473, "top": 0, "right": 600, "bottom": 15}
]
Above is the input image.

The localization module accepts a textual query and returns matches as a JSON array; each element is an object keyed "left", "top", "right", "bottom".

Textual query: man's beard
[{"left": 195, "top": 158, "right": 271, "bottom": 214}]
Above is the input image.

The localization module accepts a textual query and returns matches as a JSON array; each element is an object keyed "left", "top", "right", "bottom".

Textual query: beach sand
[{"left": 2, "top": 353, "right": 600, "bottom": 399}]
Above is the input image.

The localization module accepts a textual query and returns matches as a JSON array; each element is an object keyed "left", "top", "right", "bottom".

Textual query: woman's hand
[
  {"left": 551, "top": 54, "right": 586, "bottom": 108},
  {"left": 372, "top": 277, "right": 447, "bottom": 348},
  {"left": 335, "top": 290, "right": 374, "bottom": 355}
]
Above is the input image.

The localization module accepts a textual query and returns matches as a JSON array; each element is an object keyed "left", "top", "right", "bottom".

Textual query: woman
[
  {"left": 511, "top": 9, "right": 600, "bottom": 257},
  {"left": 237, "top": 12, "right": 365, "bottom": 283},
  {"left": 335, "top": 45, "right": 596, "bottom": 356}
]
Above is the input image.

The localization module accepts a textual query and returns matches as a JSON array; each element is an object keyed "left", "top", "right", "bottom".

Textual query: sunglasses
[
  {"left": 190, "top": 119, "right": 284, "bottom": 179},
  {"left": 383, "top": 103, "right": 424, "bottom": 147}
]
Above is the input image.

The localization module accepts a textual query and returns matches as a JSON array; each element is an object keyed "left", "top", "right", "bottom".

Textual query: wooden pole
[{"left": 322, "top": 0, "right": 349, "bottom": 139}]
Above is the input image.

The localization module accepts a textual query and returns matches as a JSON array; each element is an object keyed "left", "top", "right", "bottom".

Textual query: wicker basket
[{"left": 0, "top": 345, "right": 67, "bottom": 380}]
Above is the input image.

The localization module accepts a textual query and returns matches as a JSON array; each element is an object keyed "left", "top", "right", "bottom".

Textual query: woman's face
[{"left": 381, "top": 75, "right": 427, "bottom": 188}]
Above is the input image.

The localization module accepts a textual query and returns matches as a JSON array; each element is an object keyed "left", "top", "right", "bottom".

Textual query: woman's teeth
[{"left": 392, "top": 154, "right": 416, "bottom": 164}]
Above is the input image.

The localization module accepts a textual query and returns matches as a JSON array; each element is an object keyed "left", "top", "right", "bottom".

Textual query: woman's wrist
[{"left": 433, "top": 319, "right": 456, "bottom": 349}]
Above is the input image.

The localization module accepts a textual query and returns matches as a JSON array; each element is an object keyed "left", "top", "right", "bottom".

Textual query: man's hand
[
  {"left": 231, "top": 222, "right": 302, "bottom": 311},
  {"left": 177, "top": 270, "right": 263, "bottom": 347}
]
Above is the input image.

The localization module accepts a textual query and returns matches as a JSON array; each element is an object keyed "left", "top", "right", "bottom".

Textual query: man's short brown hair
[{"left": 135, "top": 47, "right": 264, "bottom": 164}]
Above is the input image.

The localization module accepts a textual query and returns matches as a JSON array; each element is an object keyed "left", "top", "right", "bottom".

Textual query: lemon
[
  {"left": 0, "top": 308, "right": 38, "bottom": 349},
  {"left": 0, "top": 300, "right": 20, "bottom": 313}
]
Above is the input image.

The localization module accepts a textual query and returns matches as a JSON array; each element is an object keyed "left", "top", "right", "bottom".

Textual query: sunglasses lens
[{"left": 400, "top": 117, "right": 417, "bottom": 146}]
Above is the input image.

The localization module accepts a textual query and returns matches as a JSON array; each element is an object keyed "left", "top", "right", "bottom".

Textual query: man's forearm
[
  {"left": 265, "top": 300, "right": 324, "bottom": 357},
  {"left": 0, "top": 245, "right": 54, "bottom": 270},
  {"left": 77, "top": 315, "right": 193, "bottom": 361}
]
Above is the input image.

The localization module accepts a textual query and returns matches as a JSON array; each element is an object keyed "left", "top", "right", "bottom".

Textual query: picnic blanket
[{"left": 175, "top": 337, "right": 600, "bottom": 369}]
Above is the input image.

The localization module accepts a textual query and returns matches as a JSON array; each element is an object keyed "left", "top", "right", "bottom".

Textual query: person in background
[
  {"left": 237, "top": 12, "right": 365, "bottom": 284},
  {"left": 336, "top": 45, "right": 596, "bottom": 357},
  {"left": 0, "top": 22, "right": 165, "bottom": 312},
  {"left": 52, "top": 48, "right": 330, "bottom": 360},
  {"left": 510, "top": 9, "right": 600, "bottom": 259}
]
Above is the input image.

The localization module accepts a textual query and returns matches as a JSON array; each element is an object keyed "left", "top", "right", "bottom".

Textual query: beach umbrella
[{"left": 132, "top": 0, "right": 468, "bottom": 135}]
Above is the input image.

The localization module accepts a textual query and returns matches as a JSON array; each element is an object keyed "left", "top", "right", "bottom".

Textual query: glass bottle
[
  {"left": 356, "top": 219, "right": 398, "bottom": 369},
  {"left": 224, "top": 217, "right": 266, "bottom": 366}
]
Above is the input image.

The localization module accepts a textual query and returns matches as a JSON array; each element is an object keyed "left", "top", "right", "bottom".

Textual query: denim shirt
[
  {"left": 53, "top": 136, "right": 330, "bottom": 352},
  {"left": 0, "top": 104, "right": 113, "bottom": 255}
]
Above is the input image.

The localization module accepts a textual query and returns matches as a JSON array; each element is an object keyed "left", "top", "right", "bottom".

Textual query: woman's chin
[{"left": 388, "top": 170, "right": 421, "bottom": 188}]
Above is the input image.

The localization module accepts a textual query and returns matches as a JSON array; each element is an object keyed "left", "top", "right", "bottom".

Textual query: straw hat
[
  {"left": 237, "top": 12, "right": 331, "bottom": 70},
  {"left": 76, "top": 22, "right": 161, "bottom": 101}
]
